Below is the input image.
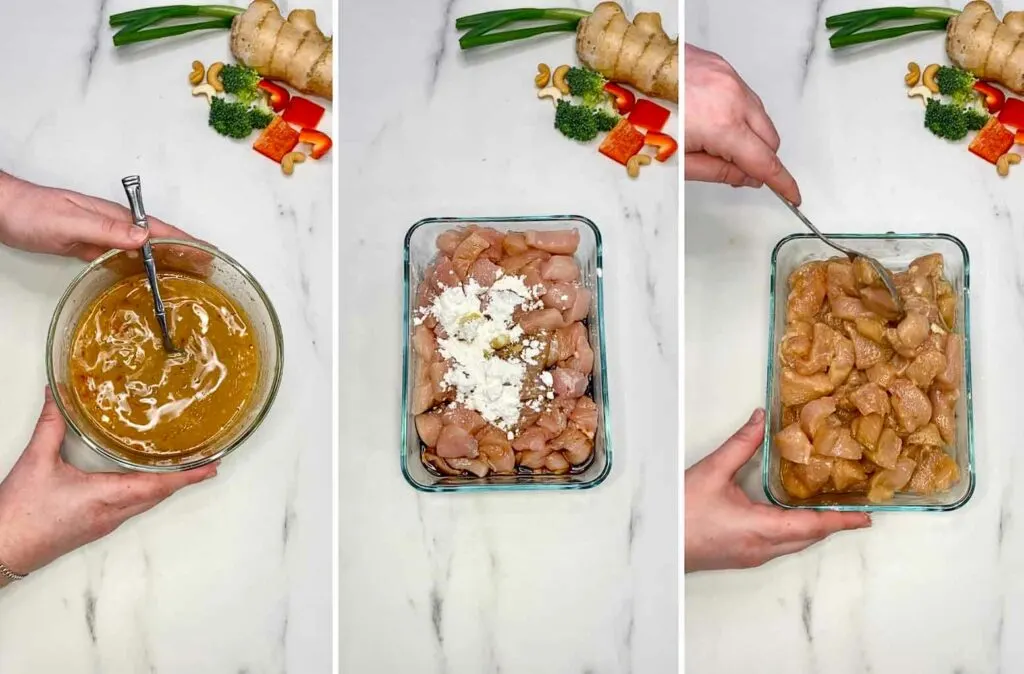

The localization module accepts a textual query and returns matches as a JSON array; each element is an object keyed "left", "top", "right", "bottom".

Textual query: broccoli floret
[
  {"left": 209, "top": 96, "right": 255, "bottom": 139},
  {"left": 935, "top": 66, "right": 977, "bottom": 107},
  {"left": 564, "top": 67, "right": 608, "bottom": 107},
  {"left": 963, "top": 107, "right": 989, "bottom": 131},
  {"left": 593, "top": 109, "right": 619, "bottom": 132},
  {"left": 219, "top": 64, "right": 262, "bottom": 104},
  {"left": 555, "top": 99, "right": 598, "bottom": 141},
  {"left": 924, "top": 98, "right": 968, "bottom": 140},
  {"left": 248, "top": 105, "right": 275, "bottom": 129}
]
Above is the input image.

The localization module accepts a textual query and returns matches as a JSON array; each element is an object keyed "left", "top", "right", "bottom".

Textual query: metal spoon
[
  {"left": 121, "top": 175, "right": 182, "bottom": 356},
  {"left": 771, "top": 188, "right": 903, "bottom": 314}
]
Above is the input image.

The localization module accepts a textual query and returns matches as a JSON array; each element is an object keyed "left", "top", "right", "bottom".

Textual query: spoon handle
[
  {"left": 770, "top": 188, "right": 857, "bottom": 260},
  {"left": 121, "top": 176, "right": 176, "bottom": 352}
]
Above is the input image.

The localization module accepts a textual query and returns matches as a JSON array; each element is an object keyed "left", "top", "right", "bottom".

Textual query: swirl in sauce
[{"left": 69, "top": 273, "right": 259, "bottom": 457}]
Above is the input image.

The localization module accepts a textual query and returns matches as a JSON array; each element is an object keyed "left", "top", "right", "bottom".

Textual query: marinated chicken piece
[
  {"left": 829, "top": 335, "right": 855, "bottom": 387},
  {"left": 907, "top": 423, "right": 944, "bottom": 447},
  {"left": 545, "top": 451, "right": 572, "bottom": 474},
  {"left": 853, "top": 257, "right": 880, "bottom": 287},
  {"left": 563, "top": 321, "right": 595, "bottom": 375},
  {"left": 813, "top": 426, "right": 864, "bottom": 460},
  {"left": 512, "top": 426, "right": 548, "bottom": 453},
  {"left": 436, "top": 424, "right": 480, "bottom": 459},
  {"left": 536, "top": 402, "right": 569, "bottom": 439},
  {"left": 563, "top": 287, "right": 592, "bottom": 324},
  {"left": 415, "top": 410, "right": 443, "bottom": 447},
  {"left": 896, "top": 312, "right": 929, "bottom": 351},
  {"left": 437, "top": 228, "right": 468, "bottom": 256},
  {"left": 888, "top": 378, "right": 933, "bottom": 433},
  {"left": 479, "top": 441, "right": 516, "bottom": 474},
  {"left": 781, "top": 455, "right": 833, "bottom": 499},
  {"left": 781, "top": 321, "right": 814, "bottom": 367},
  {"left": 906, "top": 447, "right": 959, "bottom": 495},
  {"left": 935, "top": 333, "right": 962, "bottom": 391},
  {"left": 782, "top": 405, "right": 800, "bottom": 427},
  {"left": 413, "top": 324, "right": 439, "bottom": 362},
  {"left": 930, "top": 388, "right": 958, "bottom": 444},
  {"left": 775, "top": 422, "right": 813, "bottom": 464},
  {"left": 500, "top": 249, "right": 550, "bottom": 274},
  {"left": 866, "top": 359, "right": 900, "bottom": 390},
  {"left": 867, "top": 456, "right": 916, "bottom": 502},
  {"left": 851, "top": 413, "right": 883, "bottom": 450},
  {"left": 938, "top": 295, "right": 956, "bottom": 329},
  {"left": 846, "top": 324, "right": 886, "bottom": 369},
  {"left": 800, "top": 396, "right": 836, "bottom": 440},
  {"left": 550, "top": 427, "right": 594, "bottom": 465},
  {"left": 518, "top": 450, "right": 549, "bottom": 469},
  {"left": 859, "top": 286, "right": 901, "bottom": 320},
  {"left": 542, "top": 282, "right": 578, "bottom": 311},
  {"left": 831, "top": 458, "right": 868, "bottom": 491},
  {"left": 520, "top": 259, "right": 546, "bottom": 290},
  {"left": 417, "top": 257, "right": 460, "bottom": 309},
  {"left": 442, "top": 404, "right": 487, "bottom": 434},
  {"left": 780, "top": 368, "right": 834, "bottom": 406},
  {"left": 475, "top": 228, "right": 506, "bottom": 263},
  {"left": 544, "top": 326, "right": 575, "bottom": 367},
  {"left": 905, "top": 350, "right": 947, "bottom": 388},
  {"left": 525, "top": 229, "right": 580, "bottom": 254},
  {"left": 849, "top": 383, "right": 891, "bottom": 417},
  {"left": 502, "top": 232, "right": 530, "bottom": 256},
  {"left": 832, "top": 369, "right": 867, "bottom": 411},
  {"left": 569, "top": 396, "right": 598, "bottom": 439},
  {"left": 831, "top": 296, "right": 875, "bottom": 322},
  {"left": 854, "top": 316, "right": 887, "bottom": 344},
  {"left": 826, "top": 260, "right": 858, "bottom": 303},
  {"left": 786, "top": 262, "right": 827, "bottom": 322},
  {"left": 447, "top": 457, "right": 490, "bottom": 477},
  {"left": 519, "top": 308, "right": 565, "bottom": 334},
  {"left": 468, "top": 258, "right": 503, "bottom": 286},
  {"left": 552, "top": 367, "right": 589, "bottom": 398},
  {"left": 451, "top": 232, "right": 491, "bottom": 279},
  {"left": 540, "top": 255, "right": 581, "bottom": 282},
  {"left": 794, "top": 323, "right": 836, "bottom": 376},
  {"left": 864, "top": 427, "right": 902, "bottom": 470},
  {"left": 423, "top": 452, "right": 463, "bottom": 476}
]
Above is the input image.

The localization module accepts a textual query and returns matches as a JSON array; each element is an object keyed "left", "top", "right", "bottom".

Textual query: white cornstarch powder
[{"left": 425, "top": 275, "right": 540, "bottom": 429}]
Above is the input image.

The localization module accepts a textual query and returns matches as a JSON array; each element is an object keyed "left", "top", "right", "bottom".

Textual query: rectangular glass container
[
  {"left": 402, "top": 215, "right": 611, "bottom": 492},
  {"left": 764, "top": 233, "right": 974, "bottom": 511}
]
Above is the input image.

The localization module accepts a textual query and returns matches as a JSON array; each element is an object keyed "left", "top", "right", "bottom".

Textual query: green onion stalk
[
  {"left": 455, "top": 8, "right": 591, "bottom": 50},
  {"left": 825, "top": 6, "right": 961, "bottom": 49},
  {"left": 109, "top": 5, "right": 243, "bottom": 47}
]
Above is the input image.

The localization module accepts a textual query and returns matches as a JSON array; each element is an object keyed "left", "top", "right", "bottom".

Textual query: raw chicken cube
[
  {"left": 829, "top": 335, "right": 855, "bottom": 387},
  {"left": 552, "top": 367, "right": 588, "bottom": 398},
  {"left": 520, "top": 308, "right": 565, "bottom": 335},
  {"left": 854, "top": 316, "right": 887, "bottom": 344},
  {"left": 864, "top": 427, "right": 902, "bottom": 470},
  {"left": 935, "top": 334, "right": 962, "bottom": 391},
  {"left": 447, "top": 457, "right": 490, "bottom": 477},
  {"left": 569, "top": 396, "right": 598, "bottom": 439},
  {"left": 415, "top": 410, "right": 443, "bottom": 447},
  {"left": 831, "top": 296, "right": 874, "bottom": 322},
  {"left": 775, "top": 422, "right": 813, "bottom": 464},
  {"left": 545, "top": 452, "right": 571, "bottom": 474},
  {"left": 781, "top": 455, "right": 833, "bottom": 499},
  {"left": 536, "top": 403, "right": 569, "bottom": 439},
  {"left": 800, "top": 396, "right": 836, "bottom": 440},
  {"left": 905, "top": 350, "right": 947, "bottom": 388},
  {"left": 813, "top": 426, "right": 863, "bottom": 460},
  {"left": 451, "top": 232, "right": 491, "bottom": 279},
  {"left": 512, "top": 426, "right": 548, "bottom": 453},
  {"left": 562, "top": 287, "right": 592, "bottom": 324},
  {"left": 907, "top": 448, "right": 959, "bottom": 494},
  {"left": 851, "top": 413, "right": 883, "bottom": 450},
  {"left": 826, "top": 260, "right": 858, "bottom": 302},
  {"left": 907, "top": 423, "right": 944, "bottom": 447},
  {"left": 786, "top": 262, "right": 827, "bottom": 322},
  {"left": 888, "top": 378, "right": 933, "bottom": 433},
  {"left": 780, "top": 368, "right": 834, "bottom": 407},
  {"left": 468, "top": 258, "right": 503, "bottom": 287},
  {"left": 540, "top": 256, "right": 581, "bottom": 282},
  {"left": 502, "top": 232, "right": 530, "bottom": 256},
  {"left": 849, "top": 383, "right": 890, "bottom": 417},
  {"left": 867, "top": 456, "right": 916, "bottom": 502},
  {"left": 500, "top": 249, "right": 549, "bottom": 273},
  {"left": 542, "top": 282, "right": 578, "bottom": 311},
  {"left": 846, "top": 325, "right": 886, "bottom": 370},
  {"left": 930, "top": 388, "right": 958, "bottom": 444},
  {"left": 896, "top": 312, "right": 929, "bottom": 351},
  {"left": 859, "top": 286, "right": 900, "bottom": 320},
  {"left": 550, "top": 427, "right": 593, "bottom": 465},
  {"left": 831, "top": 458, "right": 868, "bottom": 491},
  {"left": 525, "top": 229, "right": 580, "bottom": 254},
  {"left": 794, "top": 323, "right": 836, "bottom": 376},
  {"left": 436, "top": 424, "right": 480, "bottom": 459}
]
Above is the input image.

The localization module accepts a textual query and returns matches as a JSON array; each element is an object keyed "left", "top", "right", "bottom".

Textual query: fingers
[
  {"left": 722, "top": 125, "right": 802, "bottom": 205},
  {"left": 745, "top": 107, "right": 781, "bottom": 153},
  {"left": 103, "top": 462, "right": 220, "bottom": 508},
  {"left": 701, "top": 408, "right": 766, "bottom": 480},
  {"left": 146, "top": 216, "right": 193, "bottom": 242},
  {"left": 24, "top": 387, "right": 67, "bottom": 463},
  {"left": 63, "top": 210, "right": 148, "bottom": 251},
  {"left": 762, "top": 507, "right": 872, "bottom": 543},
  {"left": 685, "top": 152, "right": 760, "bottom": 188}
]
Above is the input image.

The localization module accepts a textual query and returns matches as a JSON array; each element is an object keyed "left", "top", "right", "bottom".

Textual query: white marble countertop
[
  {"left": 338, "top": 1, "right": 678, "bottom": 672},
  {"left": 0, "top": 2, "right": 333, "bottom": 672},
  {"left": 685, "top": 1, "right": 1024, "bottom": 672}
]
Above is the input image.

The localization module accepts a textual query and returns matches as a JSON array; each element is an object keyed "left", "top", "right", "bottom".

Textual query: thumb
[
  {"left": 703, "top": 408, "right": 766, "bottom": 480},
  {"left": 26, "top": 387, "right": 67, "bottom": 463},
  {"left": 64, "top": 211, "right": 148, "bottom": 250}
]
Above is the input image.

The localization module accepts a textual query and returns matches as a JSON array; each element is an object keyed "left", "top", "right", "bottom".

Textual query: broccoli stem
[
  {"left": 825, "top": 6, "right": 959, "bottom": 49},
  {"left": 455, "top": 8, "right": 591, "bottom": 50},
  {"left": 109, "top": 5, "right": 243, "bottom": 46}
]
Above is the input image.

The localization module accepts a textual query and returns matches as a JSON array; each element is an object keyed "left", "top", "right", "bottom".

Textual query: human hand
[
  {"left": 0, "top": 388, "right": 218, "bottom": 585},
  {"left": 684, "top": 44, "right": 802, "bottom": 204},
  {"left": 685, "top": 408, "right": 871, "bottom": 572},
  {"left": 0, "top": 172, "right": 190, "bottom": 261}
]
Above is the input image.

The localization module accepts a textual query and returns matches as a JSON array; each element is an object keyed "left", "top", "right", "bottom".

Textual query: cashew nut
[
  {"left": 207, "top": 61, "right": 224, "bottom": 92},
  {"left": 907, "top": 84, "right": 932, "bottom": 105},
  {"left": 552, "top": 64, "right": 571, "bottom": 95},
  {"left": 191, "top": 83, "right": 216, "bottom": 103},
  {"left": 189, "top": 60, "right": 205, "bottom": 85},
  {"left": 537, "top": 86, "right": 562, "bottom": 106},
  {"left": 281, "top": 151, "right": 306, "bottom": 175},
  {"left": 922, "top": 63, "right": 940, "bottom": 93},
  {"left": 626, "top": 153, "right": 652, "bottom": 178},
  {"left": 996, "top": 152, "right": 1021, "bottom": 176},
  {"left": 535, "top": 63, "right": 551, "bottom": 88},
  {"left": 905, "top": 62, "right": 920, "bottom": 87}
]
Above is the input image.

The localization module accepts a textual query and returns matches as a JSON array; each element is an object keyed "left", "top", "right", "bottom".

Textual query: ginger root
[
  {"left": 947, "top": 1, "right": 1024, "bottom": 94},
  {"left": 575, "top": 2, "right": 678, "bottom": 102},
  {"left": 230, "top": 0, "right": 332, "bottom": 100}
]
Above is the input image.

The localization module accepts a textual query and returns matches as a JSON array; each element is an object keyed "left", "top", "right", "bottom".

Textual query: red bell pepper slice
[
  {"left": 968, "top": 117, "right": 1014, "bottom": 164},
  {"left": 298, "top": 129, "right": 332, "bottom": 159},
  {"left": 1015, "top": 129, "right": 1024, "bottom": 146},
  {"left": 258, "top": 80, "right": 290, "bottom": 112},
  {"left": 598, "top": 119, "right": 645, "bottom": 165},
  {"left": 282, "top": 96, "right": 325, "bottom": 130},
  {"left": 628, "top": 98, "right": 671, "bottom": 133},
  {"left": 253, "top": 116, "right": 299, "bottom": 163},
  {"left": 603, "top": 82, "right": 635, "bottom": 114},
  {"left": 974, "top": 81, "right": 1005, "bottom": 114},
  {"left": 644, "top": 131, "right": 678, "bottom": 162},
  {"left": 998, "top": 96, "right": 1024, "bottom": 130}
]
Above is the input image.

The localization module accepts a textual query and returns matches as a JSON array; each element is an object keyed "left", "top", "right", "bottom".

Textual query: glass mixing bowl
[{"left": 46, "top": 239, "right": 284, "bottom": 472}]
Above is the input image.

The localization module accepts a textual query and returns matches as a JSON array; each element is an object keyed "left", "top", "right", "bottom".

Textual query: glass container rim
[
  {"left": 761, "top": 231, "right": 975, "bottom": 512},
  {"left": 44, "top": 238, "right": 285, "bottom": 473},
  {"left": 400, "top": 214, "right": 613, "bottom": 493}
]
